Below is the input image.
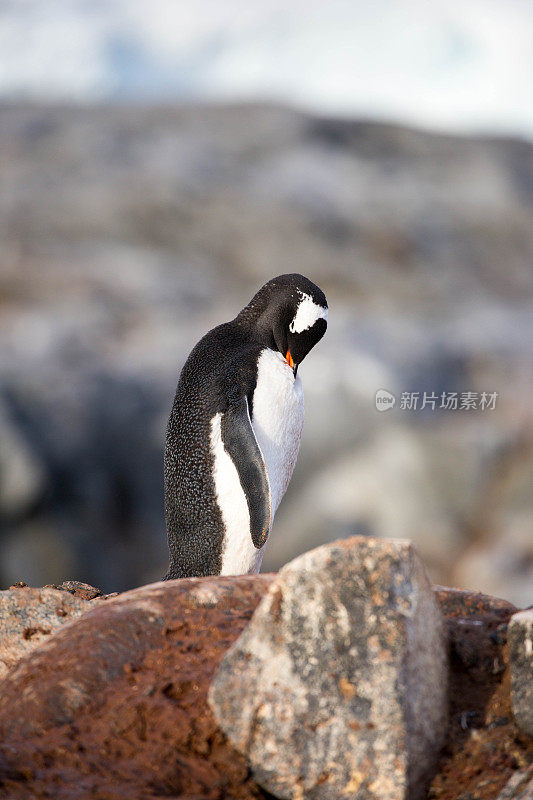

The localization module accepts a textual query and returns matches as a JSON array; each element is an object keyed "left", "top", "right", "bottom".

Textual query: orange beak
[{"left": 285, "top": 349, "right": 295, "bottom": 369}]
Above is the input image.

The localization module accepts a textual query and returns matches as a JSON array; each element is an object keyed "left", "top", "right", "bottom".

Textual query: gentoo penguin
[{"left": 164, "top": 273, "right": 327, "bottom": 579}]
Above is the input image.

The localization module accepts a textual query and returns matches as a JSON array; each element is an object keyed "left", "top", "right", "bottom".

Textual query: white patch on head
[
  {"left": 251, "top": 348, "right": 305, "bottom": 517},
  {"left": 289, "top": 290, "right": 328, "bottom": 334},
  {"left": 210, "top": 411, "right": 266, "bottom": 576}
]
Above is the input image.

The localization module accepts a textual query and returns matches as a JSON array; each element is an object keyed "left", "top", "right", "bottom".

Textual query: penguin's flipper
[{"left": 221, "top": 397, "right": 271, "bottom": 549}]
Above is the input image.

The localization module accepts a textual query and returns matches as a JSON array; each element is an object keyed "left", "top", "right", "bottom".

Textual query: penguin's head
[{"left": 239, "top": 274, "right": 328, "bottom": 373}]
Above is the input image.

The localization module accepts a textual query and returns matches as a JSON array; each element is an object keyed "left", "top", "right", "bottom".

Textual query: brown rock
[
  {"left": 434, "top": 585, "right": 516, "bottom": 681},
  {"left": 209, "top": 536, "right": 448, "bottom": 800},
  {"left": 42, "top": 581, "right": 105, "bottom": 601},
  {"left": 427, "top": 588, "right": 533, "bottom": 800},
  {"left": 433, "top": 585, "right": 516, "bottom": 619},
  {"left": 0, "top": 587, "right": 93, "bottom": 680},
  {"left": 0, "top": 574, "right": 273, "bottom": 799}
]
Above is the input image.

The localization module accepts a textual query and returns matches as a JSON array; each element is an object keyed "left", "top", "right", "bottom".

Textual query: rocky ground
[
  {"left": 1, "top": 103, "right": 533, "bottom": 604},
  {"left": 0, "top": 538, "right": 531, "bottom": 800}
]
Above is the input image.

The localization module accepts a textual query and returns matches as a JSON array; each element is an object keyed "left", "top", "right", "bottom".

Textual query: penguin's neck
[{"left": 234, "top": 299, "right": 280, "bottom": 352}]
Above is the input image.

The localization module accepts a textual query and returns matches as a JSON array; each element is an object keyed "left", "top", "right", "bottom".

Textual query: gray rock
[
  {"left": 0, "top": 586, "right": 92, "bottom": 680},
  {"left": 509, "top": 609, "right": 533, "bottom": 738},
  {"left": 209, "top": 536, "right": 448, "bottom": 800},
  {"left": 495, "top": 768, "right": 533, "bottom": 799}
]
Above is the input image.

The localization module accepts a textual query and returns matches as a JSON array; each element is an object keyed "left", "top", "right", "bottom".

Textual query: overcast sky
[{"left": 1, "top": 0, "right": 532, "bottom": 138}]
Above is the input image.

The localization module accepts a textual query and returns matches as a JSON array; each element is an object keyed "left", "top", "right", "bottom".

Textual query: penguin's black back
[{"left": 164, "top": 320, "right": 262, "bottom": 578}]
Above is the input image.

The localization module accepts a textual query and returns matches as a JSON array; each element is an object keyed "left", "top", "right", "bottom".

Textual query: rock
[
  {"left": 209, "top": 536, "right": 448, "bottom": 800},
  {"left": 0, "top": 584, "right": 167, "bottom": 737},
  {"left": 0, "top": 574, "right": 273, "bottom": 800},
  {"left": 427, "top": 587, "right": 528, "bottom": 800},
  {"left": 42, "top": 581, "right": 105, "bottom": 601},
  {"left": 434, "top": 585, "right": 516, "bottom": 680},
  {"left": 433, "top": 585, "right": 516, "bottom": 618},
  {"left": 508, "top": 609, "right": 533, "bottom": 738},
  {"left": 495, "top": 768, "right": 533, "bottom": 799},
  {"left": 0, "top": 586, "right": 93, "bottom": 680},
  {"left": 0, "top": 571, "right": 530, "bottom": 800}
]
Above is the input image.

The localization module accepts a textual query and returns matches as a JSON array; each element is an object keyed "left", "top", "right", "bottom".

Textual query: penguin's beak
[{"left": 285, "top": 349, "right": 297, "bottom": 376}]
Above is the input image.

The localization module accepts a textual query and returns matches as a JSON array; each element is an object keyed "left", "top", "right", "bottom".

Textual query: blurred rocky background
[
  {"left": 1, "top": 102, "right": 533, "bottom": 602},
  {"left": 1, "top": 1, "right": 533, "bottom": 605}
]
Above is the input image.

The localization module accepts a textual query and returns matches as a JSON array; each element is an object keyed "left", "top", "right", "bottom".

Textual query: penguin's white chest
[
  {"left": 211, "top": 347, "right": 304, "bottom": 577},
  {"left": 251, "top": 348, "right": 304, "bottom": 516}
]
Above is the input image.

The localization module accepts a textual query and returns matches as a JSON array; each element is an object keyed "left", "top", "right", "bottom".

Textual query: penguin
[{"left": 164, "top": 273, "right": 327, "bottom": 579}]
